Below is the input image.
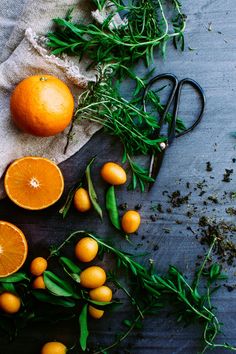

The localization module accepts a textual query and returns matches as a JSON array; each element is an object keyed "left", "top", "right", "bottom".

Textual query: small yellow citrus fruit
[
  {"left": 88, "top": 305, "right": 104, "bottom": 319},
  {"left": 74, "top": 188, "right": 91, "bottom": 212},
  {"left": 30, "top": 257, "right": 48, "bottom": 276},
  {"left": 0, "top": 292, "right": 21, "bottom": 314},
  {"left": 80, "top": 266, "right": 106, "bottom": 289},
  {"left": 75, "top": 237, "right": 98, "bottom": 262},
  {"left": 41, "top": 341, "right": 67, "bottom": 354},
  {"left": 121, "top": 210, "right": 141, "bottom": 233},
  {"left": 89, "top": 286, "right": 112, "bottom": 302},
  {"left": 32, "top": 276, "right": 46, "bottom": 289},
  {"left": 101, "top": 162, "right": 127, "bottom": 185}
]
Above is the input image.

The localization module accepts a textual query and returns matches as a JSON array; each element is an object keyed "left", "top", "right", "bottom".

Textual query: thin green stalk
[
  {"left": 92, "top": 306, "right": 150, "bottom": 354},
  {"left": 112, "top": 279, "right": 144, "bottom": 319},
  {"left": 193, "top": 237, "right": 217, "bottom": 290}
]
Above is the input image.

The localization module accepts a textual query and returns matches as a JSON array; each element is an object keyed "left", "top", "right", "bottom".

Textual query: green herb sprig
[{"left": 47, "top": 0, "right": 186, "bottom": 76}]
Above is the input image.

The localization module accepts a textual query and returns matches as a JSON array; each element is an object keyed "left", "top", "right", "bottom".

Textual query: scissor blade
[{"left": 148, "top": 150, "right": 165, "bottom": 191}]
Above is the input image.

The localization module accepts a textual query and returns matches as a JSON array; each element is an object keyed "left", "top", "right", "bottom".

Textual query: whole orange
[
  {"left": 32, "top": 276, "right": 46, "bottom": 290},
  {"left": 121, "top": 210, "right": 141, "bottom": 233},
  {"left": 80, "top": 266, "right": 106, "bottom": 289},
  {"left": 75, "top": 237, "right": 98, "bottom": 262},
  {"left": 101, "top": 162, "right": 127, "bottom": 185},
  {"left": 10, "top": 75, "right": 74, "bottom": 137},
  {"left": 41, "top": 342, "right": 67, "bottom": 354},
  {"left": 74, "top": 188, "right": 91, "bottom": 213},
  {"left": 0, "top": 292, "right": 21, "bottom": 314},
  {"left": 30, "top": 257, "right": 48, "bottom": 276}
]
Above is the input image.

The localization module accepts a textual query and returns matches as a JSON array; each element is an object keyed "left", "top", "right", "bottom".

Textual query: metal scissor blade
[{"left": 148, "top": 150, "right": 165, "bottom": 191}]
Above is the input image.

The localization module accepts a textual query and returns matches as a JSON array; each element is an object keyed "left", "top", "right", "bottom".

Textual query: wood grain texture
[{"left": 0, "top": 0, "right": 236, "bottom": 353}]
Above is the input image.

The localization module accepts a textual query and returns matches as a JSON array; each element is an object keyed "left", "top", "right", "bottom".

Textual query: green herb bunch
[
  {"left": 47, "top": 0, "right": 186, "bottom": 76},
  {"left": 47, "top": 0, "right": 187, "bottom": 191},
  {"left": 69, "top": 65, "right": 185, "bottom": 191}
]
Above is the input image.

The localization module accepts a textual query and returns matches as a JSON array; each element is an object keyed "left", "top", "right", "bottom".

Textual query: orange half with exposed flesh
[
  {"left": 4, "top": 156, "right": 64, "bottom": 210},
  {"left": 0, "top": 221, "right": 28, "bottom": 277}
]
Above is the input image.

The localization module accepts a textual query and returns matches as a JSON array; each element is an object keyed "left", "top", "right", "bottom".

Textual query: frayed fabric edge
[{"left": 25, "top": 28, "right": 96, "bottom": 88}]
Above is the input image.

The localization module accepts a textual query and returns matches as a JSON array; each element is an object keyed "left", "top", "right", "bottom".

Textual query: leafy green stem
[{"left": 193, "top": 236, "right": 217, "bottom": 290}]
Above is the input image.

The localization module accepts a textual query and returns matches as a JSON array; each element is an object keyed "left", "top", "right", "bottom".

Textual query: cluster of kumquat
[
  {"left": 74, "top": 162, "right": 141, "bottom": 234},
  {"left": 30, "top": 256, "right": 48, "bottom": 289},
  {"left": 75, "top": 237, "right": 112, "bottom": 319},
  {"left": 23, "top": 236, "right": 113, "bottom": 353}
]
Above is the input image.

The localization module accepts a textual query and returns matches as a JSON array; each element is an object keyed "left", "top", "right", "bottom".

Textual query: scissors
[{"left": 142, "top": 73, "right": 206, "bottom": 190}]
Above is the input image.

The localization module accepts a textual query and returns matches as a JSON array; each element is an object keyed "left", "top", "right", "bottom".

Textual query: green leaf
[
  {"left": 32, "top": 290, "right": 76, "bottom": 307},
  {"left": 86, "top": 158, "right": 103, "bottom": 219},
  {"left": 105, "top": 186, "right": 121, "bottom": 230},
  {"left": 59, "top": 183, "right": 82, "bottom": 218},
  {"left": 79, "top": 304, "right": 89, "bottom": 351},
  {"left": 0, "top": 283, "right": 16, "bottom": 293},
  {"left": 60, "top": 257, "right": 81, "bottom": 274},
  {"left": 0, "top": 272, "right": 29, "bottom": 283},
  {"left": 88, "top": 299, "right": 113, "bottom": 307},
  {"left": 70, "top": 273, "right": 81, "bottom": 283},
  {"left": 44, "top": 271, "right": 75, "bottom": 297},
  {"left": 123, "top": 319, "right": 132, "bottom": 327},
  {"left": 210, "top": 264, "right": 221, "bottom": 280}
]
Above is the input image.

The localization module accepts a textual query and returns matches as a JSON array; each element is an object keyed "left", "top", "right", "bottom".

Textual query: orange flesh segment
[
  {"left": 0, "top": 221, "right": 28, "bottom": 277},
  {"left": 4, "top": 157, "right": 64, "bottom": 210}
]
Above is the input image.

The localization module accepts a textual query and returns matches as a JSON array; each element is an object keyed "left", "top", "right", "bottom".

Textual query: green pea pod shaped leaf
[
  {"left": 106, "top": 186, "right": 121, "bottom": 230},
  {"left": 0, "top": 272, "right": 29, "bottom": 283},
  {"left": 85, "top": 158, "right": 103, "bottom": 219},
  {"left": 79, "top": 304, "right": 89, "bottom": 351},
  {"left": 44, "top": 271, "right": 75, "bottom": 297},
  {"left": 32, "top": 290, "right": 76, "bottom": 307}
]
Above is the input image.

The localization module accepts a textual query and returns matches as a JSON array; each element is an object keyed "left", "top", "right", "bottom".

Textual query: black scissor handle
[
  {"left": 142, "top": 73, "right": 179, "bottom": 129},
  {"left": 174, "top": 78, "right": 206, "bottom": 139}
]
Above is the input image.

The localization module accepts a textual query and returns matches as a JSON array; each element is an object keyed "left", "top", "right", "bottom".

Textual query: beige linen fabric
[{"left": 0, "top": 0, "right": 100, "bottom": 198}]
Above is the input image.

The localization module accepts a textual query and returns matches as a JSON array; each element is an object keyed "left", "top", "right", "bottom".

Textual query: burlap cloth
[{"left": 0, "top": 0, "right": 108, "bottom": 198}]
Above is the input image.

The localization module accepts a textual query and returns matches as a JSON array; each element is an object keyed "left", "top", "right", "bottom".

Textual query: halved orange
[
  {"left": 0, "top": 221, "right": 28, "bottom": 277},
  {"left": 4, "top": 157, "right": 64, "bottom": 210}
]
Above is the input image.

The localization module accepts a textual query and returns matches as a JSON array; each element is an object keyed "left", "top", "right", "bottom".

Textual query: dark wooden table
[{"left": 0, "top": 1, "right": 236, "bottom": 353}]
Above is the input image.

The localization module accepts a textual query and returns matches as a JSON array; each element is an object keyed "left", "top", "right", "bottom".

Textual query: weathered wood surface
[{"left": 0, "top": 0, "right": 236, "bottom": 353}]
